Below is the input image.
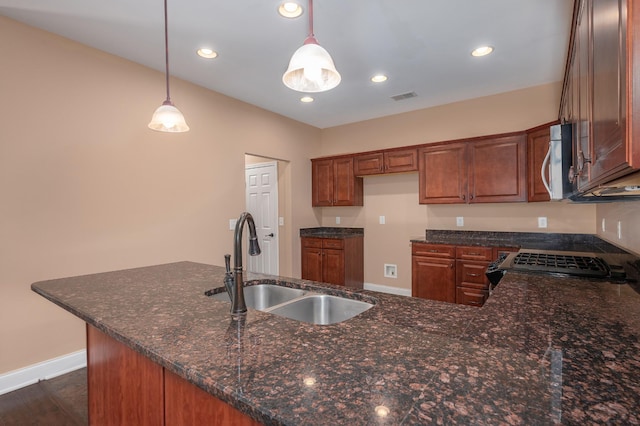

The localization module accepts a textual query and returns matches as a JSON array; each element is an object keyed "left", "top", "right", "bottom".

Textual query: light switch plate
[
  {"left": 379, "top": 215, "right": 386, "bottom": 225},
  {"left": 229, "top": 219, "right": 237, "bottom": 230},
  {"left": 456, "top": 217, "right": 464, "bottom": 227},
  {"left": 335, "top": 216, "right": 341, "bottom": 225}
]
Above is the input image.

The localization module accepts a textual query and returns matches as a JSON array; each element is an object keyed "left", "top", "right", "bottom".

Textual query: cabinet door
[
  {"left": 354, "top": 152, "right": 384, "bottom": 176},
  {"left": 456, "top": 260, "right": 490, "bottom": 290},
  {"left": 301, "top": 245, "right": 323, "bottom": 282},
  {"left": 333, "top": 158, "right": 363, "bottom": 206},
  {"left": 527, "top": 126, "right": 552, "bottom": 202},
  {"left": 590, "top": 0, "right": 628, "bottom": 183},
  {"left": 468, "top": 134, "right": 527, "bottom": 203},
  {"left": 418, "top": 143, "right": 467, "bottom": 204},
  {"left": 575, "top": 0, "right": 592, "bottom": 190},
  {"left": 411, "top": 256, "right": 456, "bottom": 303},
  {"left": 312, "top": 159, "right": 334, "bottom": 206},
  {"left": 323, "top": 248, "right": 345, "bottom": 285},
  {"left": 384, "top": 148, "right": 418, "bottom": 173}
]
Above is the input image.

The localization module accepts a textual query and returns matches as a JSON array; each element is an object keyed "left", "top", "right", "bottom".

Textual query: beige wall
[
  {"left": 318, "top": 84, "right": 598, "bottom": 290},
  {"left": 597, "top": 202, "right": 640, "bottom": 256},
  {"left": 0, "top": 17, "right": 321, "bottom": 374}
]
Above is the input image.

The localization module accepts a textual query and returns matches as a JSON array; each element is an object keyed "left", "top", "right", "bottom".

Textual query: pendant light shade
[
  {"left": 148, "top": 101, "right": 190, "bottom": 132},
  {"left": 148, "top": 0, "right": 189, "bottom": 132},
  {"left": 282, "top": 0, "right": 340, "bottom": 93}
]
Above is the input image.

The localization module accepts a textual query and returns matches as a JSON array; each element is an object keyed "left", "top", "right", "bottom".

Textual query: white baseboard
[
  {"left": 363, "top": 282, "right": 411, "bottom": 297},
  {"left": 0, "top": 350, "right": 86, "bottom": 396}
]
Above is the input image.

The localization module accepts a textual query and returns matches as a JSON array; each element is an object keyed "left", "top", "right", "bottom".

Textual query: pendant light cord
[
  {"left": 163, "top": 0, "right": 171, "bottom": 103},
  {"left": 308, "top": 0, "right": 314, "bottom": 38}
]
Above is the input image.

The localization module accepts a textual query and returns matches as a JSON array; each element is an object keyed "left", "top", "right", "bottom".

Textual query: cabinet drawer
[
  {"left": 456, "top": 260, "right": 490, "bottom": 289},
  {"left": 456, "top": 246, "right": 493, "bottom": 261},
  {"left": 322, "top": 239, "right": 344, "bottom": 249},
  {"left": 456, "top": 286, "right": 488, "bottom": 307},
  {"left": 412, "top": 243, "right": 455, "bottom": 259},
  {"left": 301, "top": 237, "right": 323, "bottom": 249}
]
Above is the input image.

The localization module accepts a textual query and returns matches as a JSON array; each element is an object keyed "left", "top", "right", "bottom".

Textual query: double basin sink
[{"left": 209, "top": 284, "right": 375, "bottom": 325}]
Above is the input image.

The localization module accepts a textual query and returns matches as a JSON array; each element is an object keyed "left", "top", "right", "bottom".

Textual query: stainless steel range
[{"left": 486, "top": 249, "right": 627, "bottom": 286}]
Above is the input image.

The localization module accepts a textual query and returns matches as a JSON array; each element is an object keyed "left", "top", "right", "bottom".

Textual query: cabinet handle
[
  {"left": 467, "top": 273, "right": 480, "bottom": 277},
  {"left": 428, "top": 249, "right": 440, "bottom": 253},
  {"left": 461, "top": 194, "right": 466, "bottom": 201},
  {"left": 468, "top": 252, "right": 479, "bottom": 256},
  {"left": 449, "top": 263, "right": 454, "bottom": 269},
  {"left": 469, "top": 194, "right": 474, "bottom": 200}
]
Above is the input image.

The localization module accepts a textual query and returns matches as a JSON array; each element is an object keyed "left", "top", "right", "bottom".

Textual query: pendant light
[
  {"left": 282, "top": 0, "right": 341, "bottom": 93},
  {"left": 148, "top": 0, "right": 189, "bottom": 132}
]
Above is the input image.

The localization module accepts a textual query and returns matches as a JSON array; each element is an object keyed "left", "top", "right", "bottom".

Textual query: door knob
[{"left": 266, "top": 233, "right": 275, "bottom": 237}]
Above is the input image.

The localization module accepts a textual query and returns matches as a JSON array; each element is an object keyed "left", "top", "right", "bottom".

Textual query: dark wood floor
[{"left": 0, "top": 368, "right": 87, "bottom": 426}]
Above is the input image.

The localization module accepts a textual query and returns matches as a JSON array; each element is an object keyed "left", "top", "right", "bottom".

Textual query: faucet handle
[{"left": 224, "top": 254, "right": 231, "bottom": 274}]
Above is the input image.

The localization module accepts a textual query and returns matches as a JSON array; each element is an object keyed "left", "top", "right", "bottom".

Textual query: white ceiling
[{"left": 0, "top": 0, "right": 574, "bottom": 129}]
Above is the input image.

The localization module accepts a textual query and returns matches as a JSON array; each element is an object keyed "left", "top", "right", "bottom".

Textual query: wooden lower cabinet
[
  {"left": 412, "top": 243, "right": 516, "bottom": 307},
  {"left": 411, "top": 243, "right": 456, "bottom": 303},
  {"left": 411, "top": 255, "right": 456, "bottom": 303},
  {"left": 87, "top": 325, "right": 260, "bottom": 426},
  {"left": 301, "top": 236, "right": 364, "bottom": 289}
]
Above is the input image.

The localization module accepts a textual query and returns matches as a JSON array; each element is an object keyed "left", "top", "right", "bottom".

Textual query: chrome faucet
[{"left": 223, "top": 212, "right": 261, "bottom": 317}]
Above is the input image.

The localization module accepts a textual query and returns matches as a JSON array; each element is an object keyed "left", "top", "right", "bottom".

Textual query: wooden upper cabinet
[
  {"left": 419, "top": 135, "right": 526, "bottom": 204},
  {"left": 418, "top": 143, "right": 468, "bottom": 204},
  {"left": 468, "top": 134, "right": 527, "bottom": 203},
  {"left": 312, "top": 157, "right": 363, "bottom": 207},
  {"left": 589, "top": 0, "right": 628, "bottom": 183},
  {"left": 354, "top": 148, "right": 418, "bottom": 176},
  {"left": 561, "top": 0, "right": 640, "bottom": 190},
  {"left": 527, "top": 125, "right": 553, "bottom": 202}
]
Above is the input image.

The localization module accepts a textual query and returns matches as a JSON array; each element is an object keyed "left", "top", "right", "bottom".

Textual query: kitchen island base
[{"left": 87, "top": 325, "right": 259, "bottom": 425}]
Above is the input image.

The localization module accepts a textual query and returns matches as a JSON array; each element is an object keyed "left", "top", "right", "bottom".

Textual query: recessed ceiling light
[
  {"left": 471, "top": 46, "right": 494, "bottom": 57},
  {"left": 278, "top": 2, "right": 303, "bottom": 18},
  {"left": 300, "top": 96, "right": 314, "bottom": 103},
  {"left": 197, "top": 48, "right": 218, "bottom": 59},
  {"left": 371, "top": 74, "right": 388, "bottom": 83}
]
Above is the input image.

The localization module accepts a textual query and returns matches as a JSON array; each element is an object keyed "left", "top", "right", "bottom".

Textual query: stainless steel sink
[
  {"left": 208, "top": 284, "right": 375, "bottom": 325},
  {"left": 268, "top": 294, "right": 374, "bottom": 325},
  {"left": 209, "top": 284, "right": 307, "bottom": 310}
]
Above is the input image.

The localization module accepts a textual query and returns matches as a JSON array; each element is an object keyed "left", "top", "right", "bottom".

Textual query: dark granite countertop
[
  {"left": 300, "top": 227, "right": 364, "bottom": 238},
  {"left": 412, "top": 230, "right": 629, "bottom": 253},
  {"left": 31, "top": 261, "right": 640, "bottom": 425}
]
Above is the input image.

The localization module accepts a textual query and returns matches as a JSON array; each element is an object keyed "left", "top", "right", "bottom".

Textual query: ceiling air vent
[{"left": 390, "top": 91, "right": 417, "bottom": 101}]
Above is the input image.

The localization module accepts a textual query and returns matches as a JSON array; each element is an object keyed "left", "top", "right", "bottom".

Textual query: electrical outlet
[
  {"left": 618, "top": 221, "right": 622, "bottom": 239},
  {"left": 229, "top": 219, "right": 237, "bottom": 230},
  {"left": 538, "top": 217, "right": 548, "bottom": 228},
  {"left": 379, "top": 215, "right": 386, "bottom": 225},
  {"left": 335, "top": 216, "right": 341, "bottom": 225},
  {"left": 279, "top": 217, "right": 284, "bottom": 226},
  {"left": 384, "top": 264, "right": 397, "bottom": 278},
  {"left": 456, "top": 217, "right": 464, "bottom": 227}
]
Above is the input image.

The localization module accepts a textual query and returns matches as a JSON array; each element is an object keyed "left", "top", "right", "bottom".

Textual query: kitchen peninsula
[{"left": 32, "top": 257, "right": 640, "bottom": 425}]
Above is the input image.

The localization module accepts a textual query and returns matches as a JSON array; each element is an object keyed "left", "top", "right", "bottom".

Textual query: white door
[{"left": 245, "top": 161, "right": 279, "bottom": 275}]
